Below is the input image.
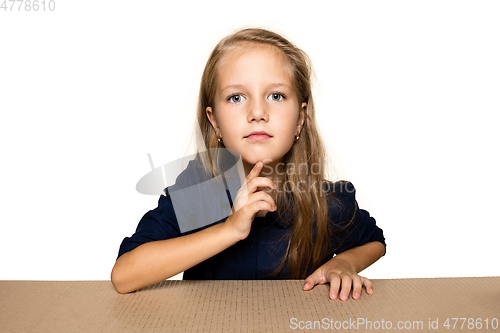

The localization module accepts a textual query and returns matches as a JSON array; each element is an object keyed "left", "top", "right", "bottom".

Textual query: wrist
[
  {"left": 325, "top": 255, "right": 357, "bottom": 275},
  {"left": 220, "top": 215, "right": 245, "bottom": 243}
]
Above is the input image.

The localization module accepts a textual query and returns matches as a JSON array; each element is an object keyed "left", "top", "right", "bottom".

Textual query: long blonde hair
[{"left": 196, "top": 28, "right": 332, "bottom": 278}]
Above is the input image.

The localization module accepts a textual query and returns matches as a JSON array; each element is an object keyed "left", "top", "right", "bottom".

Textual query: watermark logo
[
  {"left": 136, "top": 149, "right": 245, "bottom": 233},
  {"left": 135, "top": 149, "right": 350, "bottom": 233}
]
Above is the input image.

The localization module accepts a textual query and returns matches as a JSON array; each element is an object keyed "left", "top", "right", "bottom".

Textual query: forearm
[
  {"left": 111, "top": 221, "right": 239, "bottom": 293},
  {"left": 329, "top": 241, "right": 385, "bottom": 273}
]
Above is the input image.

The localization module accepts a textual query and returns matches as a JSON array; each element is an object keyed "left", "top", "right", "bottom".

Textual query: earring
[
  {"left": 295, "top": 134, "right": 300, "bottom": 141},
  {"left": 218, "top": 137, "right": 223, "bottom": 143}
]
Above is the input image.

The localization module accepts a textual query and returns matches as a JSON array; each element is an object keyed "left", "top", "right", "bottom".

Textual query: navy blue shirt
[{"left": 117, "top": 165, "right": 386, "bottom": 280}]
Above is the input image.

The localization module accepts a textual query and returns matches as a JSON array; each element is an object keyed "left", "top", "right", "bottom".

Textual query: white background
[{"left": 1, "top": 0, "right": 499, "bottom": 280}]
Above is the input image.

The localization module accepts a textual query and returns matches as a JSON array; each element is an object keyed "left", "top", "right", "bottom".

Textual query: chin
[{"left": 242, "top": 154, "right": 270, "bottom": 165}]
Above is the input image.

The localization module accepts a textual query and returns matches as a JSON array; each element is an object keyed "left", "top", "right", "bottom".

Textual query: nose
[{"left": 247, "top": 98, "right": 269, "bottom": 122}]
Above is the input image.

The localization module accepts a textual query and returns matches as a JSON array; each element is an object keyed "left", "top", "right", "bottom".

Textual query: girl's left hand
[{"left": 302, "top": 257, "right": 374, "bottom": 301}]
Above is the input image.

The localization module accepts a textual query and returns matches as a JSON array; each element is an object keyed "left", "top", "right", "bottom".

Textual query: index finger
[{"left": 246, "top": 161, "right": 263, "bottom": 183}]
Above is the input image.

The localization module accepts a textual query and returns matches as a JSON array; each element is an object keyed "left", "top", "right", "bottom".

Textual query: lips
[{"left": 244, "top": 131, "right": 273, "bottom": 141}]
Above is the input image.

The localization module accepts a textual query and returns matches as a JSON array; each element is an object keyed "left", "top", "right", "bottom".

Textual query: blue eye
[
  {"left": 268, "top": 92, "right": 285, "bottom": 102},
  {"left": 228, "top": 94, "right": 245, "bottom": 103}
]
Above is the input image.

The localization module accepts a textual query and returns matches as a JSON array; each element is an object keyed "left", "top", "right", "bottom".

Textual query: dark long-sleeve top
[{"left": 117, "top": 160, "right": 386, "bottom": 280}]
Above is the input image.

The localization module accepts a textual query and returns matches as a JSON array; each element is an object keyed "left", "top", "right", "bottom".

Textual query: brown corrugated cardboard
[{"left": 1, "top": 277, "right": 499, "bottom": 332}]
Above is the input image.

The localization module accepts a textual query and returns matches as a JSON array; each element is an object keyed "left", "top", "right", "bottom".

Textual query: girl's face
[{"left": 206, "top": 43, "right": 306, "bottom": 175}]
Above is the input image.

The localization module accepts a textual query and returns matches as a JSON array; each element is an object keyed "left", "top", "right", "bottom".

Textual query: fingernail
[
  {"left": 341, "top": 293, "right": 347, "bottom": 300},
  {"left": 354, "top": 292, "right": 360, "bottom": 299},
  {"left": 330, "top": 293, "right": 336, "bottom": 300}
]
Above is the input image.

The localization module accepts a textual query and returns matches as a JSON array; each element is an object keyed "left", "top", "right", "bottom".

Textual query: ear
[
  {"left": 206, "top": 106, "right": 220, "bottom": 133},
  {"left": 296, "top": 102, "right": 307, "bottom": 134}
]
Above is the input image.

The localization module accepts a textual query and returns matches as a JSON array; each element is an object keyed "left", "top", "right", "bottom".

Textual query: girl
[{"left": 111, "top": 28, "right": 386, "bottom": 300}]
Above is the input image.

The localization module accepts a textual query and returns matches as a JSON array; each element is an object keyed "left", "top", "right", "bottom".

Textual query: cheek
[
  {"left": 218, "top": 116, "right": 240, "bottom": 141},
  {"left": 282, "top": 114, "right": 300, "bottom": 134}
]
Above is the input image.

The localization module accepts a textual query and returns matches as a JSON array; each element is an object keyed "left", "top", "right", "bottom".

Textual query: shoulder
[
  {"left": 167, "top": 158, "right": 211, "bottom": 193},
  {"left": 324, "top": 180, "right": 356, "bottom": 207},
  {"left": 323, "top": 180, "right": 358, "bottom": 226}
]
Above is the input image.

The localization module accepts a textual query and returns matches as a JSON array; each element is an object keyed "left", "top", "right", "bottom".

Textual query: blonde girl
[{"left": 112, "top": 28, "right": 386, "bottom": 300}]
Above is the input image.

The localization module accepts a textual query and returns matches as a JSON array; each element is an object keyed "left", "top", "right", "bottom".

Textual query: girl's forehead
[
  {"left": 219, "top": 42, "right": 289, "bottom": 68},
  {"left": 228, "top": 41, "right": 280, "bottom": 54},
  {"left": 217, "top": 42, "right": 293, "bottom": 81}
]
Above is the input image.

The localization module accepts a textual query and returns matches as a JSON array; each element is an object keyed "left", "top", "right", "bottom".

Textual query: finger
[
  {"left": 361, "top": 277, "right": 374, "bottom": 295},
  {"left": 247, "top": 192, "right": 276, "bottom": 212},
  {"left": 351, "top": 275, "right": 363, "bottom": 300},
  {"left": 248, "top": 200, "right": 276, "bottom": 215},
  {"left": 233, "top": 170, "right": 276, "bottom": 211},
  {"left": 303, "top": 271, "right": 325, "bottom": 291},
  {"left": 339, "top": 274, "right": 352, "bottom": 301},
  {"left": 328, "top": 274, "right": 341, "bottom": 300},
  {"left": 246, "top": 161, "right": 264, "bottom": 183},
  {"left": 303, "top": 275, "right": 317, "bottom": 291},
  {"left": 233, "top": 180, "right": 276, "bottom": 213},
  {"left": 247, "top": 177, "right": 276, "bottom": 194}
]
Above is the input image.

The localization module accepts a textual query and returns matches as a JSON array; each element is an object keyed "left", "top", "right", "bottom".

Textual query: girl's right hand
[{"left": 224, "top": 161, "right": 277, "bottom": 241}]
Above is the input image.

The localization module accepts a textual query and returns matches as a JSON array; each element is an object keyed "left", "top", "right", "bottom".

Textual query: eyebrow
[{"left": 220, "top": 83, "right": 290, "bottom": 94}]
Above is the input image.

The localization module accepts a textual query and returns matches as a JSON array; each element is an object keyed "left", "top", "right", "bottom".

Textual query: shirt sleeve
[
  {"left": 329, "top": 181, "right": 386, "bottom": 255},
  {"left": 117, "top": 191, "right": 182, "bottom": 259}
]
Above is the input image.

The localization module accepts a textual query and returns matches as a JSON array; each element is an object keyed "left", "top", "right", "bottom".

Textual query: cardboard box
[{"left": 1, "top": 277, "right": 499, "bottom": 332}]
